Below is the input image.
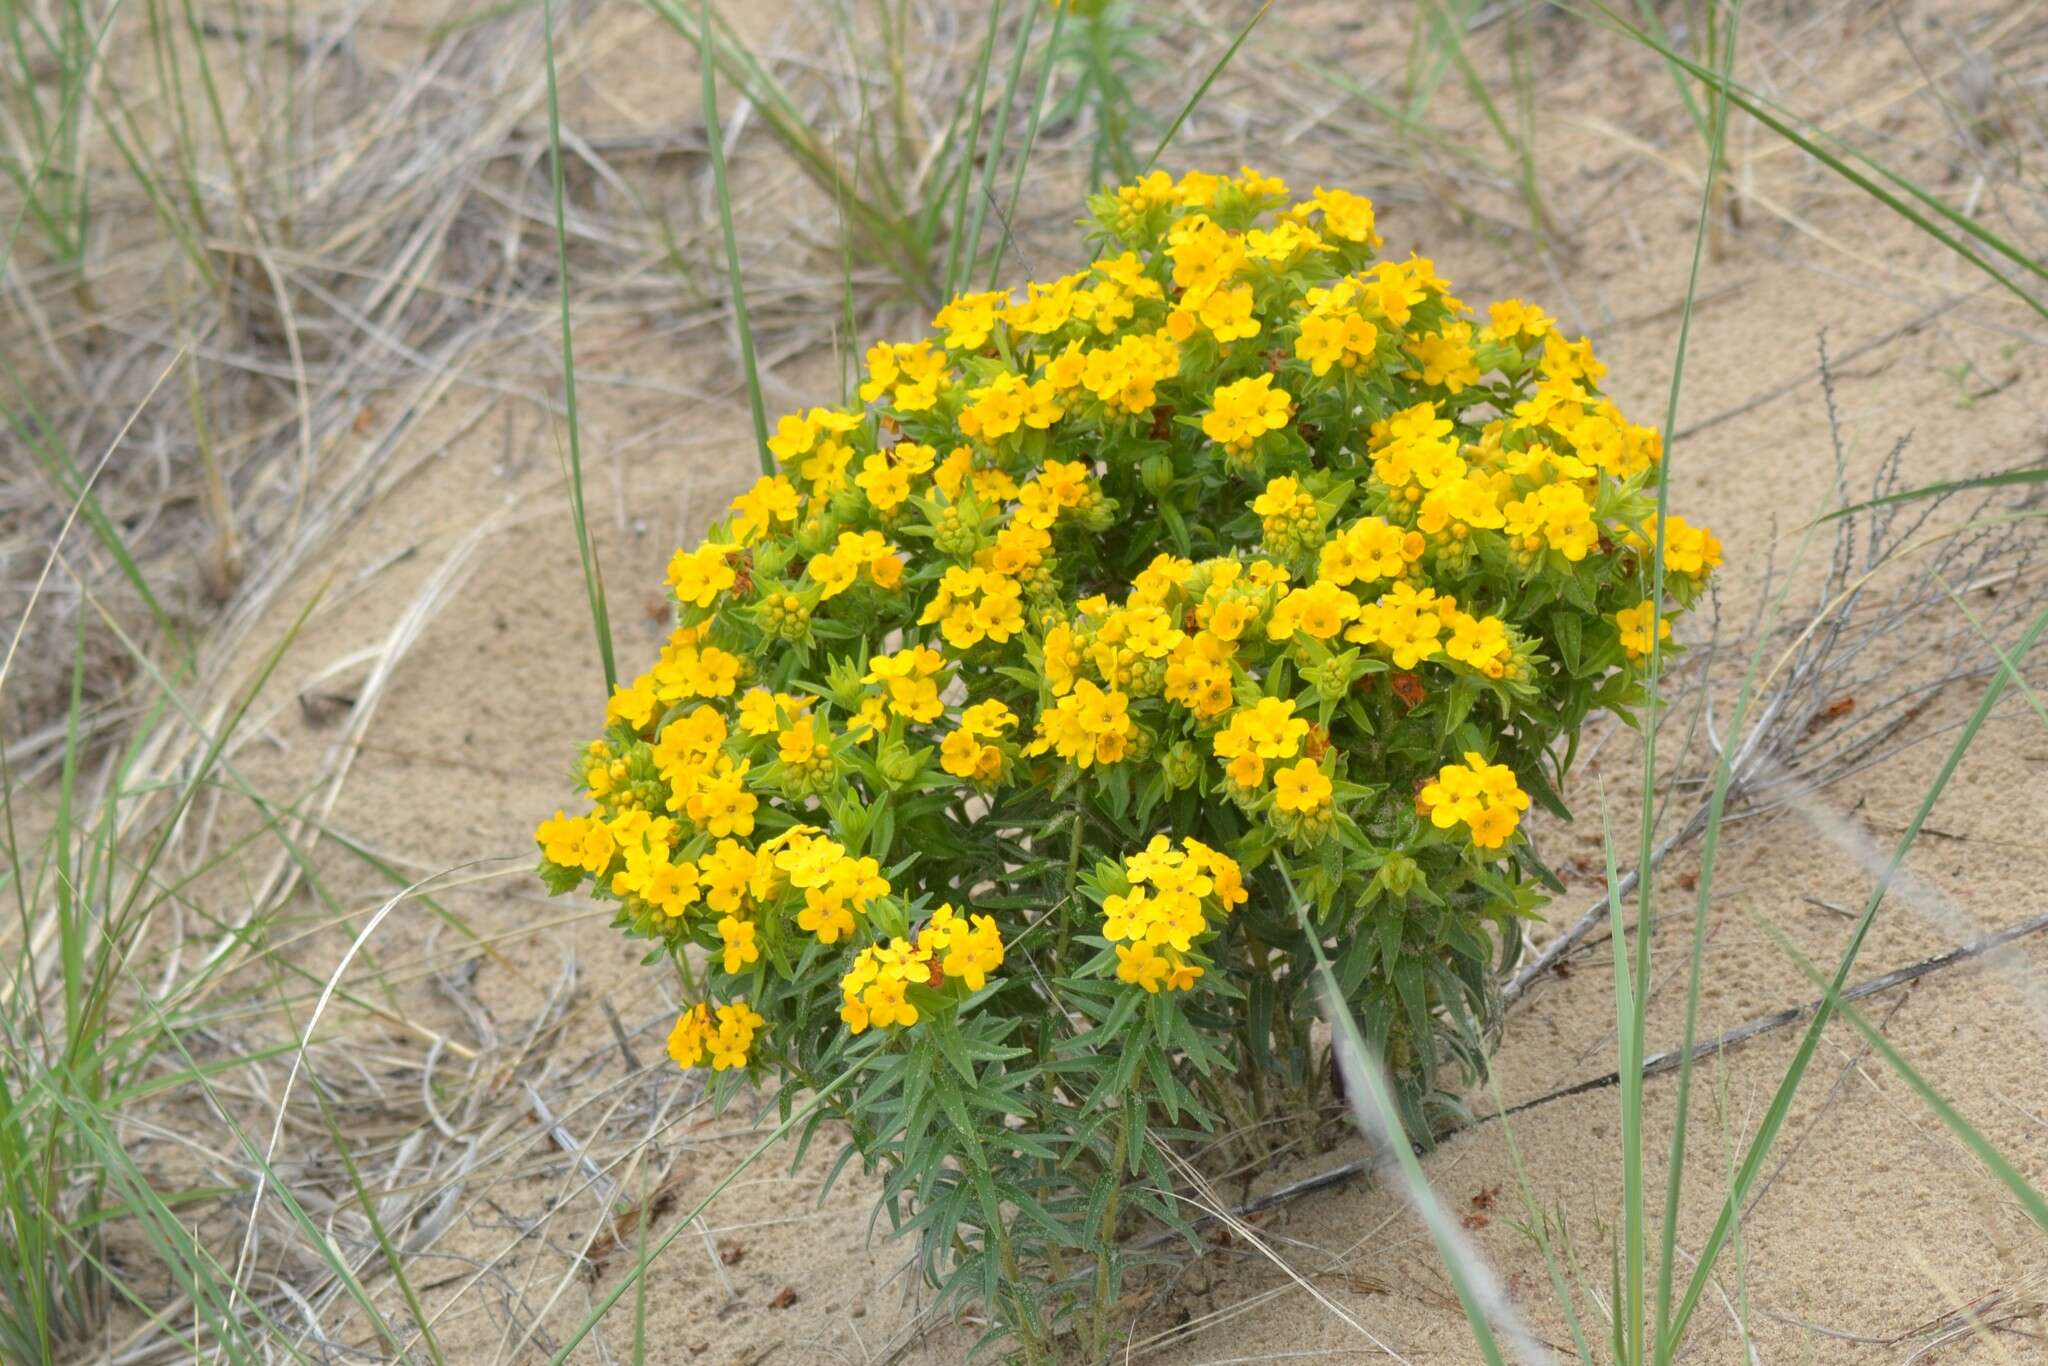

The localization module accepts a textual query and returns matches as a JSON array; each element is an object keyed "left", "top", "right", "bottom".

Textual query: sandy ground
[{"left": 40, "top": 0, "right": 2048, "bottom": 1361}]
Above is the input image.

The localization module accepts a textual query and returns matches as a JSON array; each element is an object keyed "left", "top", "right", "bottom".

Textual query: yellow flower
[
  {"left": 699, "top": 839, "right": 757, "bottom": 914},
  {"left": 1213, "top": 695, "right": 1309, "bottom": 762},
  {"left": 958, "top": 372, "right": 1065, "bottom": 443},
  {"left": 1296, "top": 306, "right": 1379, "bottom": 377},
  {"left": 1417, "top": 476, "right": 1505, "bottom": 539},
  {"left": 865, "top": 645, "right": 947, "bottom": 722},
  {"left": 717, "top": 915, "right": 759, "bottom": 973},
  {"left": 1201, "top": 374, "right": 1291, "bottom": 457},
  {"left": 1403, "top": 322, "right": 1482, "bottom": 389},
  {"left": 766, "top": 411, "right": 818, "bottom": 463},
  {"left": 1444, "top": 611, "right": 1513, "bottom": 678},
  {"left": 644, "top": 859, "right": 701, "bottom": 918},
  {"left": 839, "top": 937, "right": 932, "bottom": 1034},
  {"left": 939, "top": 699, "right": 1014, "bottom": 782},
  {"left": 777, "top": 715, "right": 832, "bottom": 773},
  {"left": 1115, "top": 942, "right": 1170, "bottom": 993},
  {"left": 669, "top": 1001, "right": 764, "bottom": 1070},
  {"left": 1184, "top": 281, "right": 1260, "bottom": 342},
  {"left": 667, "top": 1004, "right": 712, "bottom": 1068},
  {"left": 1320, "top": 517, "right": 1420, "bottom": 586},
  {"left": 1349, "top": 582, "right": 1447, "bottom": 668},
  {"left": 1098, "top": 838, "right": 1241, "bottom": 992},
  {"left": 1417, "top": 752, "right": 1529, "bottom": 850},
  {"left": 933, "top": 289, "right": 1007, "bottom": 351},
  {"left": 666, "top": 544, "right": 737, "bottom": 608},
  {"left": 1272, "top": 758, "right": 1332, "bottom": 814},
  {"left": 1027, "top": 680, "right": 1133, "bottom": 769},
  {"left": 736, "top": 688, "right": 789, "bottom": 737},
  {"left": 728, "top": 475, "right": 799, "bottom": 543},
  {"left": 1541, "top": 332, "right": 1607, "bottom": 386},
  {"left": 919, "top": 565, "right": 1026, "bottom": 649},
  {"left": 1503, "top": 483, "right": 1598, "bottom": 562},
  {"left": 1267, "top": 579, "right": 1359, "bottom": 642},
  {"left": 918, "top": 903, "right": 1005, "bottom": 991},
  {"left": 1310, "top": 185, "right": 1379, "bottom": 245},
  {"left": 684, "top": 760, "right": 758, "bottom": 837},
  {"left": 1484, "top": 298, "right": 1553, "bottom": 346},
  {"left": 535, "top": 809, "right": 597, "bottom": 869},
  {"left": 1615, "top": 600, "right": 1673, "bottom": 661},
  {"left": 1626, "top": 514, "right": 1721, "bottom": 576}
]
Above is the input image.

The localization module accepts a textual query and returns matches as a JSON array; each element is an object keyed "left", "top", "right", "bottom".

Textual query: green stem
[
  {"left": 994, "top": 1221, "right": 1051, "bottom": 1362},
  {"left": 1242, "top": 936, "right": 1272, "bottom": 1123},
  {"left": 1090, "top": 1107, "right": 1129, "bottom": 1357},
  {"left": 1055, "top": 801, "right": 1084, "bottom": 966}
]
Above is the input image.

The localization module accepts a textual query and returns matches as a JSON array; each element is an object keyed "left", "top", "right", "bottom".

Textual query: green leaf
[
  {"left": 1514, "top": 754, "right": 1573, "bottom": 822},
  {"left": 1550, "top": 606, "right": 1584, "bottom": 676},
  {"left": 1377, "top": 907, "right": 1405, "bottom": 979},
  {"left": 537, "top": 859, "right": 583, "bottom": 896},
  {"left": 925, "top": 1012, "right": 978, "bottom": 1088}
]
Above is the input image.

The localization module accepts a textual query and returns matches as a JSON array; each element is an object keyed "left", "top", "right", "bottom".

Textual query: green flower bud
[
  {"left": 1309, "top": 653, "right": 1355, "bottom": 703},
  {"left": 824, "top": 655, "right": 868, "bottom": 710},
  {"left": 866, "top": 893, "right": 910, "bottom": 941},
  {"left": 749, "top": 540, "right": 792, "bottom": 581},
  {"left": 1122, "top": 723, "right": 1156, "bottom": 764},
  {"left": 1126, "top": 655, "right": 1168, "bottom": 699},
  {"left": 933, "top": 505, "right": 982, "bottom": 560},
  {"left": 792, "top": 516, "right": 835, "bottom": 558},
  {"left": 1141, "top": 453, "right": 1176, "bottom": 499},
  {"left": 1376, "top": 852, "right": 1422, "bottom": 899},
  {"left": 1162, "top": 741, "right": 1201, "bottom": 791},
  {"left": 877, "top": 738, "right": 922, "bottom": 787},
  {"left": 761, "top": 590, "right": 813, "bottom": 643}
]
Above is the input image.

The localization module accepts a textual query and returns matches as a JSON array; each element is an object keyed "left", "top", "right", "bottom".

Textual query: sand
[{"left": 36, "top": 0, "right": 2048, "bottom": 1360}]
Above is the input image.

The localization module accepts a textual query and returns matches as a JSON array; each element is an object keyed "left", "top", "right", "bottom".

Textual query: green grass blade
[
  {"left": 128, "top": 993, "right": 405, "bottom": 1353},
  {"left": 1817, "top": 466, "right": 2048, "bottom": 522},
  {"left": 1647, "top": 3, "right": 1743, "bottom": 1344},
  {"left": 1283, "top": 870, "right": 1519, "bottom": 1364},
  {"left": 1629, "top": 0, "right": 1708, "bottom": 145},
  {"left": 1604, "top": 804, "right": 1645, "bottom": 1361},
  {"left": 986, "top": 0, "right": 1067, "bottom": 287},
  {"left": 542, "top": 0, "right": 618, "bottom": 694},
  {"left": 1666, "top": 598, "right": 2048, "bottom": 1351},
  {"left": 939, "top": 0, "right": 1006, "bottom": 301},
  {"left": 1591, "top": 4, "right": 2048, "bottom": 321},
  {"left": 1485, "top": 1074, "right": 1595, "bottom": 1363},
  {"left": 65, "top": 583, "right": 321, "bottom": 1060},
  {"left": 1415, "top": 0, "right": 1552, "bottom": 238},
  {"left": 1142, "top": 1, "right": 1271, "bottom": 173},
  {"left": 957, "top": 0, "right": 1037, "bottom": 295},
  {"left": 1760, "top": 919, "right": 2048, "bottom": 1233},
  {"left": 309, "top": 1082, "right": 448, "bottom": 1366},
  {"left": 697, "top": 0, "right": 773, "bottom": 475},
  {"left": 1941, "top": 575, "right": 2048, "bottom": 735}
]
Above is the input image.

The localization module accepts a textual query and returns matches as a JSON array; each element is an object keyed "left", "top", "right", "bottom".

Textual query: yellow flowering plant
[{"left": 536, "top": 167, "right": 1718, "bottom": 1356}]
